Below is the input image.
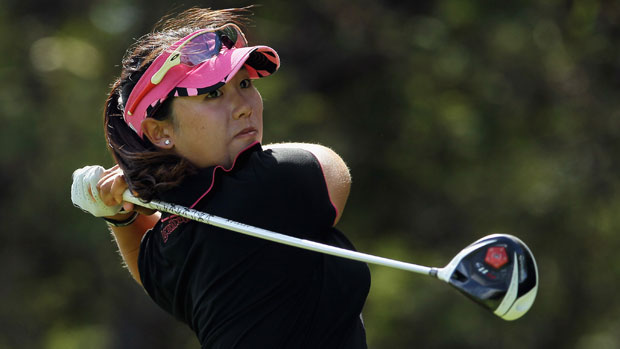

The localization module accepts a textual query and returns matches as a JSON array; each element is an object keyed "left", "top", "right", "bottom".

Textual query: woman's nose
[{"left": 231, "top": 90, "right": 252, "bottom": 120}]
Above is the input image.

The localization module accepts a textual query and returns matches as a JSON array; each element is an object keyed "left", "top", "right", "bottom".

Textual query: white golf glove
[{"left": 71, "top": 165, "right": 122, "bottom": 217}]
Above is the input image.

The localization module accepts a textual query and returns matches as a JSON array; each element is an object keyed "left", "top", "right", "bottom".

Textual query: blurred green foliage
[{"left": 2, "top": 0, "right": 620, "bottom": 348}]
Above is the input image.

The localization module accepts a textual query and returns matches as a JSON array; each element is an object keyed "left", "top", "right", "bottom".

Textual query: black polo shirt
[{"left": 138, "top": 143, "right": 371, "bottom": 348}]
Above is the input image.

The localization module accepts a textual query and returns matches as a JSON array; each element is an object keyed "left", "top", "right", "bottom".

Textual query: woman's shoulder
[
  {"left": 262, "top": 143, "right": 344, "bottom": 167},
  {"left": 261, "top": 143, "right": 345, "bottom": 183},
  {"left": 262, "top": 143, "right": 351, "bottom": 225},
  {"left": 262, "top": 143, "right": 319, "bottom": 167}
]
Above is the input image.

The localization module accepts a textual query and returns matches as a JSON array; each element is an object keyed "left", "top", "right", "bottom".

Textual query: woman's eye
[
  {"left": 205, "top": 89, "right": 222, "bottom": 99},
  {"left": 240, "top": 79, "right": 252, "bottom": 88}
]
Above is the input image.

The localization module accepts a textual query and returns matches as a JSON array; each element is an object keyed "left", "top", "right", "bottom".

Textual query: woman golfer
[{"left": 72, "top": 7, "right": 370, "bottom": 348}]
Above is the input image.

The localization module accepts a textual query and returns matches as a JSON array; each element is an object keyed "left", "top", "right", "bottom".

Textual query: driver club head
[{"left": 435, "top": 234, "right": 538, "bottom": 320}]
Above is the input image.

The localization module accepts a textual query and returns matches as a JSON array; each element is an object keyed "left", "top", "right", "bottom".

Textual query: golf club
[{"left": 122, "top": 190, "right": 538, "bottom": 320}]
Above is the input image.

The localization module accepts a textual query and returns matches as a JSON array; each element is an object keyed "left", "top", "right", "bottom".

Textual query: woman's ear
[{"left": 142, "top": 118, "right": 174, "bottom": 149}]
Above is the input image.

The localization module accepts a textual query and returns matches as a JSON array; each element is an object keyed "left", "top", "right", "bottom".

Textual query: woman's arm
[
  {"left": 96, "top": 166, "right": 160, "bottom": 285},
  {"left": 264, "top": 143, "right": 351, "bottom": 225},
  {"left": 104, "top": 212, "right": 159, "bottom": 285}
]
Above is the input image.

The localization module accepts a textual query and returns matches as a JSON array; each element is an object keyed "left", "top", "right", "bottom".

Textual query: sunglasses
[{"left": 126, "top": 24, "right": 248, "bottom": 117}]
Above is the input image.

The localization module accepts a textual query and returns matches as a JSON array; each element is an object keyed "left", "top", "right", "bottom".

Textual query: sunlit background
[{"left": 2, "top": 0, "right": 620, "bottom": 348}]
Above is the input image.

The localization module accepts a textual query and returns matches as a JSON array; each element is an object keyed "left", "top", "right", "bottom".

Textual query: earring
[{"left": 164, "top": 139, "right": 171, "bottom": 145}]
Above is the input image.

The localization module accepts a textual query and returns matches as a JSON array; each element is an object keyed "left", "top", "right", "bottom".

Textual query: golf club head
[{"left": 435, "top": 234, "right": 538, "bottom": 320}]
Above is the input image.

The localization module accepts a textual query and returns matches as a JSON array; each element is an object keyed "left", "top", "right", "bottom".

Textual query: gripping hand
[{"left": 71, "top": 165, "right": 122, "bottom": 217}]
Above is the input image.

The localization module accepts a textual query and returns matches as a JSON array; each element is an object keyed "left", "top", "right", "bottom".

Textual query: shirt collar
[{"left": 158, "top": 141, "right": 262, "bottom": 211}]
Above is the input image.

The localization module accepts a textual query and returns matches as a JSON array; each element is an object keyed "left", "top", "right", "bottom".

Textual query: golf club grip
[{"left": 122, "top": 190, "right": 434, "bottom": 276}]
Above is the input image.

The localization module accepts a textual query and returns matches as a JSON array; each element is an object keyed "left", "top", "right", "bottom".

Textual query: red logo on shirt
[{"left": 161, "top": 216, "right": 189, "bottom": 243}]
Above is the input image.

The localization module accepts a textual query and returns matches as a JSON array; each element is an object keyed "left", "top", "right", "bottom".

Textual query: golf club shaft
[{"left": 122, "top": 190, "right": 434, "bottom": 276}]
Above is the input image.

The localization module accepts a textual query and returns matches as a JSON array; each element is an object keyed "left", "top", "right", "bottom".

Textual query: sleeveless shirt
[{"left": 138, "top": 143, "right": 371, "bottom": 348}]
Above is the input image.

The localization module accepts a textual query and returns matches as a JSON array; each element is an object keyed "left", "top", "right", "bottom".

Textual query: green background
[{"left": 2, "top": 0, "right": 620, "bottom": 348}]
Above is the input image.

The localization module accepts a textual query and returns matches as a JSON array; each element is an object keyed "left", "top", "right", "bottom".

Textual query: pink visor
[{"left": 123, "top": 24, "right": 280, "bottom": 138}]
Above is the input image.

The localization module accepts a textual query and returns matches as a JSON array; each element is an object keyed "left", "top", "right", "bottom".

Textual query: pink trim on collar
[
  {"left": 160, "top": 141, "right": 260, "bottom": 222},
  {"left": 187, "top": 141, "right": 260, "bottom": 209},
  {"left": 306, "top": 152, "right": 339, "bottom": 227}
]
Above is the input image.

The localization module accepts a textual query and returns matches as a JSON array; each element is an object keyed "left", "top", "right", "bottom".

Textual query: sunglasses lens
[
  {"left": 220, "top": 26, "right": 248, "bottom": 49},
  {"left": 219, "top": 27, "right": 237, "bottom": 49},
  {"left": 180, "top": 32, "right": 220, "bottom": 66}
]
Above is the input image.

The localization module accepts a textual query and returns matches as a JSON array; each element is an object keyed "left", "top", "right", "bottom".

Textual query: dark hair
[{"left": 104, "top": 7, "right": 253, "bottom": 201}]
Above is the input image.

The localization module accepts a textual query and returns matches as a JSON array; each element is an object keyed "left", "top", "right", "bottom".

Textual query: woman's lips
[{"left": 235, "top": 127, "right": 257, "bottom": 138}]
